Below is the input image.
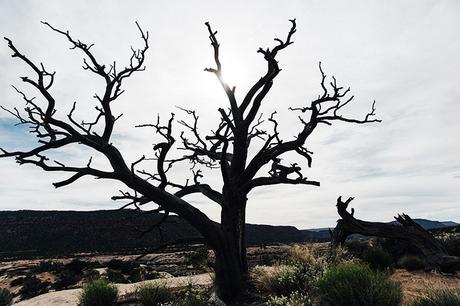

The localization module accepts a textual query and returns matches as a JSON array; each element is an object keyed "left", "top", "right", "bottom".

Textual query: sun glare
[{"left": 203, "top": 60, "right": 255, "bottom": 100}]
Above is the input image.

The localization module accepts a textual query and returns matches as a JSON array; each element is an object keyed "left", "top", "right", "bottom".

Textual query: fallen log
[{"left": 330, "top": 196, "right": 460, "bottom": 273}]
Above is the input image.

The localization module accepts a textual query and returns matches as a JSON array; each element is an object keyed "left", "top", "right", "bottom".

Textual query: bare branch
[
  {"left": 204, "top": 22, "right": 241, "bottom": 123},
  {"left": 244, "top": 176, "right": 320, "bottom": 192},
  {"left": 241, "top": 19, "right": 297, "bottom": 123}
]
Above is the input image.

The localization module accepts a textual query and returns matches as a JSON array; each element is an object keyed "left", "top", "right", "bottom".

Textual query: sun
[
  {"left": 219, "top": 66, "right": 241, "bottom": 87},
  {"left": 218, "top": 60, "right": 256, "bottom": 93}
]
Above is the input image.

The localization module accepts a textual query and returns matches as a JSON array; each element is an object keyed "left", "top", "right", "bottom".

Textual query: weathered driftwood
[{"left": 331, "top": 196, "right": 460, "bottom": 272}]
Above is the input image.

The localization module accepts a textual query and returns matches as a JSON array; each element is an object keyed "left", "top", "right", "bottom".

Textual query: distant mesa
[
  {"left": 0, "top": 210, "right": 304, "bottom": 259},
  {"left": 0, "top": 210, "right": 457, "bottom": 259}
]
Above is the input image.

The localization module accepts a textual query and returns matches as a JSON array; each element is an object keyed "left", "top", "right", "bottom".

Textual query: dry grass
[{"left": 392, "top": 269, "right": 460, "bottom": 305}]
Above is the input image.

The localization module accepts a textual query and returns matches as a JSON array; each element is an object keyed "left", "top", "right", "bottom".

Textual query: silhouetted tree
[{"left": 1, "top": 20, "right": 380, "bottom": 302}]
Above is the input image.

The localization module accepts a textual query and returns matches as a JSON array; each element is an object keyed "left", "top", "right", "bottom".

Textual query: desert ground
[{"left": 1, "top": 243, "right": 459, "bottom": 305}]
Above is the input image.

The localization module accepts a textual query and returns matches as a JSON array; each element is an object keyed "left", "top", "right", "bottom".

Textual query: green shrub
[
  {"left": 267, "top": 291, "right": 312, "bottom": 306},
  {"left": 19, "top": 276, "right": 50, "bottom": 299},
  {"left": 412, "top": 288, "right": 460, "bottom": 306},
  {"left": 137, "top": 282, "right": 173, "bottom": 306},
  {"left": 0, "top": 288, "right": 12, "bottom": 306},
  {"left": 363, "top": 246, "right": 394, "bottom": 270},
  {"left": 317, "top": 262, "right": 402, "bottom": 306},
  {"left": 79, "top": 279, "right": 118, "bottom": 306},
  {"left": 399, "top": 255, "right": 426, "bottom": 271}
]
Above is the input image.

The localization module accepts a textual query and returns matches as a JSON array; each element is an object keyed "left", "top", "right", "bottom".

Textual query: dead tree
[
  {"left": 331, "top": 196, "right": 460, "bottom": 272},
  {"left": 1, "top": 20, "right": 380, "bottom": 302}
]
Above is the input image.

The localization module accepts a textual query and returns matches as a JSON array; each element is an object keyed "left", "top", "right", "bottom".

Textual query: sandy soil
[{"left": 13, "top": 273, "right": 213, "bottom": 306}]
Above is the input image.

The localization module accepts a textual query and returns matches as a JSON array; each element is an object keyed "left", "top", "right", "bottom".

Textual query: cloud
[{"left": 0, "top": 0, "right": 459, "bottom": 228}]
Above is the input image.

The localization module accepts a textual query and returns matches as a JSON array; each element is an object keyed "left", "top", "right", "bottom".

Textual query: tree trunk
[
  {"left": 212, "top": 187, "right": 249, "bottom": 304},
  {"left": 213, "top": 241, "right": 244, "bottom": 304},
  {"left": 331, "top": 196, "right": 460, "bottom": 272}
]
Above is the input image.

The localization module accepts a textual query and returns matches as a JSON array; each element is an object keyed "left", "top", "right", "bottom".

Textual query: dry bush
[{"left": 253, "top": 245, "right": 326, "bottom": 302}]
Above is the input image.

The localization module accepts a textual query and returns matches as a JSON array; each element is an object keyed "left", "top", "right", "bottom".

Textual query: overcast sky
[{"left": 0, "top": 0, "right": 459, "bottom": 228}]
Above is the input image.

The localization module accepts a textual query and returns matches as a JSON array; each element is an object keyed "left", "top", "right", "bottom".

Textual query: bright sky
[{"left": 0, "top": 0, "right": 459, "bottom": 228}]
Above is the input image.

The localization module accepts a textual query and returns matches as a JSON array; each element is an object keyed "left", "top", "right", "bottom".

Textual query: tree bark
[
  {"left": 213, "top": 238, "right": 244, "bottom": 304},
  {"left": 331, "top": 196, "right": 460, "bottom": 272},
  {"left": 211, "top": 187, "right": 249, "bottom": 303}
]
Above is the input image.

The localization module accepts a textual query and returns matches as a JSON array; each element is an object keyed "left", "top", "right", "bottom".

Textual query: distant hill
[
  {"left": 302, "top": 219, "right": 459, "bottom": 241},
  {"left": 0, "top": 210, "right": 304, "bottom": 259},
  {"left": 388, "top": 219, "right": 458, "bottom": 230},
  {"left": 440, "top": 221, "right": 459, "bottom": 227},
  {"left": 0, "top": 210, "right": 456, "bottom": 259},
  {"left": 300, "top": 229, "right": 332, "bottom": 242}
]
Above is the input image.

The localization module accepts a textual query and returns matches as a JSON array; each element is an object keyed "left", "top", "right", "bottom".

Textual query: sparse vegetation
[
  {"left": 53, "top": 269, "right": 81, "bottom": 290},
  {"left": 137, "top": 282, "right": 173, "bottom": 306},
  {"left": 66, "top": 259, "right": 90, "bottom": 274},
  {"left": 344, "top": 240, "right": 395, "bottom": 270},
  {"left": 412, "top": 288, "right": 460, "bottom": 306},
  {"left": 316, "top": 261, "right": 402, "bottom": 306},
  {"left": 107, "top": 269, "right": 128, "bottom": 283},
  {"left": 266, "top": 291, "right": 312, "bottom": 306},
  {"left": 399, "top": 255, "right": 426, "bottom": 271},
  {"left": 171, "top": 282, "right": 207, "bottom": 306},
  {"left": 79, "top": 279, "right": 118, "bottom": 306},
  {"left": 136, "top": 282, "right": 207, "bottom": 306},
  {"left": 83, "top": 269, "right": 101, "bottom": 282},
  {"left": 255, "top": 245, "right": 325, "bottom": 303},
  {"left": 256, "top": 265, "right": 302, "bottom": 296},
  {"left": 0, "top": 288, "right": 12, "bottom": 306},
  {"left": 185, "top": 248, "right": 210, "bottom": 270},
  {"left": 255, "top": 247, "right": 403, "bottom": 305},
  {"left": 19, "top": 276, "right": 50, "bottom": 299},
  {"left": 30, "top": 260, "right": 63, "bottom": 273},
  {"left": 1, "top": 242, "right": 459, "bottom": 305}
]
